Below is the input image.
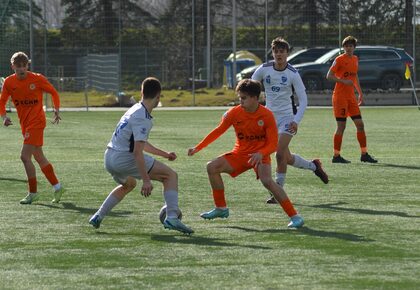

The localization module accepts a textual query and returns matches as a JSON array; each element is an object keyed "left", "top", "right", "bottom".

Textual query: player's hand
[
  {"left": 167, "top": 152, "right": 177, "bottom": 161},
  {"left": 2, "top": 116, "right": 12, "bottom": 126},
  {"left": 358, "top": 95, "right": 364, "bottom": 106},
  {"left": 287, "top": 122, "right": 298, "bottom": 134},
  {"left": 187, "top": 147, "right": 197, "bottom": 156},
  {"left": 248, "top": 152, "right": 263, "bottom": 167},
  {"left": 52, "top": 111, "right": 61, "bottom": 124},
  {"left": 140, "top": 179, "right": 153, "bottom": 197}
]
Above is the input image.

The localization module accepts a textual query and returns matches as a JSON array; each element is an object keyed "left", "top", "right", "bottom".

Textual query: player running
[
  {"left": 0, "top": 52, "right": 65, "bottom": 204},
  {"left": 89, "top": 77, "right": 193, "bottom": 234},
  {"left": 326, "top": 36, "right": 377, "bottom": 164},
  {"left": 188, "top": 79, "right": 304, "bottom": 228},
  {"left": 252, "top": 37, "right": 328, "bottom": 204}
]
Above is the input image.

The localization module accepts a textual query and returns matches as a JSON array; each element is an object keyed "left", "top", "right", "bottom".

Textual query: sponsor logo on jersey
[
  {"left": 14, "top": 99, "right": 39, "bottom": 107},
  {"left": 237, "top": 132, "right": 266, "bottom": 141}
]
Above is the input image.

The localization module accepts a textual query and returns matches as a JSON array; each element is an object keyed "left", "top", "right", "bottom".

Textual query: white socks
[
  {"left": 275, "top": 173, "right": 286, "bottom": 187},
  {"left": 292, "top": 154, "right": 316, "bottom": 171},
  {"left": 97, "top": 194, "right": 120, "bottom": 219},
  {"left": 164, "top": 190, "right": 179, "bottom": 218}
]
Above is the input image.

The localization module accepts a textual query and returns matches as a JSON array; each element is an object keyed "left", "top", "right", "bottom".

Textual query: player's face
[
  {"left": 343, "top": 44, "right": 355, "bottom": 55},
  {"left": 12, "top": 62, "right": 29, "bottom": 80},
  {"left": 238, "top": 91, "right": 258, "bottom": 112},
  {"left": 272, "top": 47, "right": 288, "bottom": 68}
]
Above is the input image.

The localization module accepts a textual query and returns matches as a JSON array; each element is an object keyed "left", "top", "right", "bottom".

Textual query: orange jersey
[
  {"left": 330, "top": 53, "right": 358, "bottom": 98},
  {"left": 194, "top": 104, "right": 278, "bottom": 157},
  {"left": 0, "top": 72, "right": 60, "bottom": 130}
]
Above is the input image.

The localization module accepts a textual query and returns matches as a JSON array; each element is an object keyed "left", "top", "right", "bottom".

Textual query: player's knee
[
  {"left": 20, "top": 154, "right": 31, "bottom": 164},
  {"left": 166, "top": 168, "right": 178, "bottom": 183},
  {"left": 275, "top": 152, "right": 286, "bottom": 163},
  {"left": 123, "top": 178, "right": 137, "bottom": 191}
]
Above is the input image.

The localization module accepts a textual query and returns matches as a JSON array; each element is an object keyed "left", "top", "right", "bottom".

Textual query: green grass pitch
[{"left": 0, "top": 107, "right": 419, "bottom": 289}]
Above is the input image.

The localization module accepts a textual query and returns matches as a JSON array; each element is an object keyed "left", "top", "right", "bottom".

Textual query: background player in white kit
[
  {"left": 89, "top": 77, "right": 193, "bottom": 234},
  {"left": 252, "top": 37, "right": 329, "bottom": 203}
]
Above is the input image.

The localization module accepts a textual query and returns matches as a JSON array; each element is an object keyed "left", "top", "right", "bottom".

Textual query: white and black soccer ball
[{"left": 159, "top": 205, "right": 183, "bottom": 224}]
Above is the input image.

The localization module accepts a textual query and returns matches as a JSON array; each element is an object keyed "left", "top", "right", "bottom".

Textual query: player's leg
[
  {"left": 352, "top": 117, "right": 378, "bottom": 163},
  {"left": 32, "top": 146, "right": 64, "bottom": 202},
  {"left": 200, "top": 155, "right": 235, "bottom": 219},
  {"left": 149, "top": 160, "right": 193, "bottom": 234},
  {"left": 258, "top": 163, "right": 304, "bottom": 228},
  {"left": 89, "top": 177, "right": 137, "bottom": 229},
  {"left": 19, "top": 144, "right": 39, "bottom": 204},
  {"left": 332, "top": 96, "right": 351, "bottom": 163}
]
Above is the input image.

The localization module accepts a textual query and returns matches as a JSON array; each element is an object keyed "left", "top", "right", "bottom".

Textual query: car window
[{"left": 355, "top": 50, "right": 400, "bottom": 60}]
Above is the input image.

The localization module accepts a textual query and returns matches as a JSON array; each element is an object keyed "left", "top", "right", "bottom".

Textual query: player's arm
[
  {"left": 355, "top": 74, "right": 363, "bottom": 105},
  {"left": 326, "top": 60, "right": 353, "bottom": 86},
  {"left": 0, "top": 82, "right": 12, "bottom": 126},
  {"left": 40, "top": 75, "right": 61, "bottom": 124},
  {"left": 133, "top": 140, "right": 153, "bottom": 197},
  {"left": 188, "top": 112, "right": 232, "bottom": 156},
  {"left": 292, "top": 75, "right": 308, "bottom": 126},
  {"left": 144, "top": 141, "right": 177, "bottom": 161},
  {"left": 249, "top": 114, "right": 278, "bottom": 167}
]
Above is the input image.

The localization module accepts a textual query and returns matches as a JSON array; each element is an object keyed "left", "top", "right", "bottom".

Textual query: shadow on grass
[
  {"left": 225, "top": 226, "right": 373, "bottom": 242},
  {"left": 369, "top": 162, "right": 420, "bottom": 170},
  {"left": 0, "top": 177, "right": 27, "bottom": 183},
  {"left": 150, "top": 234, "right": 273, "bottom": 249},
  {"left": 299, "top": 202, "right": 419, "bottom": 218},
  {"left": 36, "top": 202, "right": 133, "bottom": 217}
]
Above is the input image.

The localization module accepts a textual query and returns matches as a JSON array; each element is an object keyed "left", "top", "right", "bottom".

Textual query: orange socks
[
  {"left": 212, "top": 189, "right": 227, "bottom": 208},
  {"left": 279, "top": 199, "right": 297, "bottom": 217},
  {"left": 333, "top": 134, "right": 343, "bottom": 156},
  {"left": 41, "top": 163, "right": 59, "bottom": 186},
  {"left": 357, "top": 131, "right": 367, "bottom": 153},
  {"left": 28, "top": 177, "right": 37, "bottom": 193}
]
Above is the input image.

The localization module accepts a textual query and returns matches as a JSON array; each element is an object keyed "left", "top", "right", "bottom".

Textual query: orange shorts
[
  {"left": 332, "top": 93, "right": 361, "bottom": 119},
  {"left": 223, "top": 151, "right": 271, "bottom": 178},
  {"left": 22, "top": 128, "right": 44, "bottom": 146}
]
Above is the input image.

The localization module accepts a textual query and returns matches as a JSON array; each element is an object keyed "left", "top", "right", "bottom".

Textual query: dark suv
[
  {"left": 294, "top": 46, "right": 414, "bottom": 91},
  {"left": 236, "top": 47, "right": 333, "bottom": 81}
]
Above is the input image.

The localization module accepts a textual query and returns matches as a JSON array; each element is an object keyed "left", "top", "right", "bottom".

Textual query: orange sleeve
[
  {"left": 194, "top": 110, "right": 233, "bottom": 152},
  {"left": 39, "top": 75, "right": 60, "bottom": 110},
  {"left": 258, "top": 112, "right": 278, "bottom": 156},
  {"left": 0, "top": 79, "right": 11, "bottom": 116}
]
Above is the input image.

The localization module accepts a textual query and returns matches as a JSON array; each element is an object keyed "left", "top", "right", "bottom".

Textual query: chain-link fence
[{"left": 1, "top": 0, "right": 419, "bottom": 105}]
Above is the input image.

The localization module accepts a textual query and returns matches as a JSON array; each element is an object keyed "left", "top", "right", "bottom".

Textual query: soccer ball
[{"left": 159, "top": 205, "right": 183, "bottom": 224}]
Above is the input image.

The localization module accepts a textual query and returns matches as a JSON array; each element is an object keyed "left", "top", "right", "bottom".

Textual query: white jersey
[
  {"left": 252, "top": 61, "right": 308, "bottom": 124},
  {"left": 107, "top": 102, "right": 153, "bottom": 152}
]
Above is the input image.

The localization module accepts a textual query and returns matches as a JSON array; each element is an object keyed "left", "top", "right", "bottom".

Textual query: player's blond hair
[
  {"left": 11, "top": 52, "right": 31, "bottom": 65},
  {"left": 342, "top": 36, "right": 358, "bottom": 47}
]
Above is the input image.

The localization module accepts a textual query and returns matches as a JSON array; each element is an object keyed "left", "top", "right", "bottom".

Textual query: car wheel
[
  {"left": 380, "top": 73, "right": 402, "bottom": 91},
  {"left": 303, "top": 74, "right": 322, "bottom": 91}
]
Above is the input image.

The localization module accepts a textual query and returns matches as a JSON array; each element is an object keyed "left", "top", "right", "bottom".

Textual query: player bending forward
[
  {"left": 89, "top": 77, "right": 193, "bottom": 234},
  {"left": 188, "top": 79, "right": 304, "bottom": 228},
  {"left": 0, "top": 52, "right": 64, "bottom": 204}
]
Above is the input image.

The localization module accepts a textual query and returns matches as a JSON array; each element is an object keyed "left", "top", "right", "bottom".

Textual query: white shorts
[
  {"left": 274, "top": 114, "right": 296, "bottom": 136},
  {"left": 104, "top": 148, "right": 155, "bottom": 184}
]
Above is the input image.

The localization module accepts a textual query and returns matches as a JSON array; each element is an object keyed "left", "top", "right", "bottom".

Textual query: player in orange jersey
[
  {"left": 0, "top": 52, "right": 65, "bottom": 204},
  {"left": 188, "top": 79, "right": 304, "bottom": 228},
  {"left": 326, "top": 36, "right": 378, "bottom": 164}
]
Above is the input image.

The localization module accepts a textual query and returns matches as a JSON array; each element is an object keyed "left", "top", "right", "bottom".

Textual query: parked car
[
  {"left": 236, "top": 47, "right": 333, "bottom": 81},
  {"left": 294, "top": 46, "right": 414, "bottom": 91}
]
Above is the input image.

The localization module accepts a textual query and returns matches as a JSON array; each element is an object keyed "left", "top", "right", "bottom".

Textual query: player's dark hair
[
  {"left": 141, "top": 77, "right": 161, "bottom": 99},
  {"left": 11, "top": 52, "right": 30, "bottom": 65},
  {"left": 235, "top": 79, "right": 261, "bottom": 99},
  {"left": 271, "top": 37, "right": 290, "bottom": 52},
  {"left": 342, "top": 36, "right": 357, "bottom": 47}
]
